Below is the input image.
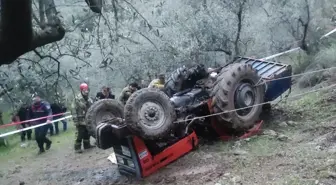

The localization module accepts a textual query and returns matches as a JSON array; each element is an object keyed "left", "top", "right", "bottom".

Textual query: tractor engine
[{"left": 169, "top": 88, "right": 210, "bottom": 124}]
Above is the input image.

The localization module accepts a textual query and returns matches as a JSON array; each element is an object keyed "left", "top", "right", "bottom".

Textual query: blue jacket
[{"left": 29, "top": 101, "right": 53, "bottom": 124}]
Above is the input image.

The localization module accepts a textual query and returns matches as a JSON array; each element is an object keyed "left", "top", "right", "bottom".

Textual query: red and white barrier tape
[
  {"left": 0, "top": 112, "right": 71, "bottom": 129},
  {"left": 0, "top": 115, "right": 73, "bottom": 138}
]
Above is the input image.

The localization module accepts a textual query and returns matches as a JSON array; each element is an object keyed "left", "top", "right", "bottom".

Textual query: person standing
[
  {"left": 29, "top": 96, "right": 53, "bottom": 154},
  {"left": 118, "top": 82, "right": 138, "bottom": 104},
  {"left": 95, "top": 86, "right": 115, "bottom": 101},
  {"left": 0, "top": 110, "right": 3, "bottom": 125},
  {"left": 72, "top": 83, "right": 94, "bottom": 153},
  {"left": 106, "top": 87, "right": 115, "bottom": 98},
  {"left": 50, "top": 102, "right": 68, "bottom": 135},
  {"left": 13, "top": 105, "right": 32, "bottom": 143}
]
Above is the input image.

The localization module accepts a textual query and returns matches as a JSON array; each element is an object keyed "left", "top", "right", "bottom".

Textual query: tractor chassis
[{"left": 95, "top": 118, "right": 263, "bottom": 179}]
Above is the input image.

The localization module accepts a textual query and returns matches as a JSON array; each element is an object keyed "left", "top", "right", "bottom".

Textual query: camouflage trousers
[{"left": 74, "top": 125, "right": 90, "bottom": 150}]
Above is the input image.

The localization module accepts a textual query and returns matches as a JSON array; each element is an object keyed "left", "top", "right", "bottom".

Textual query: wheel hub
[
  {"left": 139, "top": 102, "right": 166, "bottom": 129},
  {"left": 144, "top": 106, "right": 159, "bottom": 121},
  {"left": 234, "top": 83, "right": 256, "bottom": 116}
]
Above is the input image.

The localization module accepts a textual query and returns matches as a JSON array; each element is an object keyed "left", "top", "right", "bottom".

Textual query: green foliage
[
  {"left": 287, "top": 52, "right": 312, "bottom": 75},
  {"left": 298, "top": 44, "right": 336, "bottom": 88},
  {"left": 313, "top": 44, "right": 336, "bottom": 68},
  {"left": 0, "top": 123, "right": 76, "bottom": 162},
  {"left": 285, "top": 89, "right": 336, "bottom": 121},
  {"left": 0, "top": 0, "right": 335, "bottom": 106}
]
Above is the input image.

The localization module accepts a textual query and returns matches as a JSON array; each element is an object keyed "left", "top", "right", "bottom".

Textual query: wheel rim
[
  {"left": 138, "top": 101, "right": 167, "bottom": 130},
  {"left": 234, "top": 82, "right": 256, "bottom": 116}
]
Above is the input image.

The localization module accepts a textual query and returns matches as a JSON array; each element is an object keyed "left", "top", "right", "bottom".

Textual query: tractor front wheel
[
  {"left": 124, "top": 88, "right": 176, "bottom": 140},
  {"left": 85, "top": 99, "right": 124, "bottom": 138}
]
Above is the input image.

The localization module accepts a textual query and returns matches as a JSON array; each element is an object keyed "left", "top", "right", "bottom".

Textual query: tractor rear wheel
[
  {"left": 85, "top": 99, "right": 124, "bottom": 138},
  {"left": 211, "top": 63, "right": 265, "bottom": 131},
  {"left": 124, "top": 88, "right": 176, "bottom": 140}
]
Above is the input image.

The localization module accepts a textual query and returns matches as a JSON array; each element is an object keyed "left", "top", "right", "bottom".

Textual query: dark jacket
[
  {"left": 96, "top": 92, "right": 115, "bottom": 100},
  {"left": 16, "top": 106, "right": 30, "bottom": 122},
  {"left": 29, "top": 101, "right": 53, "bottom": 124},
  {"left": 50, "top": 103, "right": 67, "bottom": 114}
]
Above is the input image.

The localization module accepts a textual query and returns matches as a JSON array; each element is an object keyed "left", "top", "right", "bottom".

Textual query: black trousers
[
  {"left": 53, "top": 115, "right": 68, "bottom": 134},
  {"left": 75, "top": 125, "right": 90, "bottom": 150},
  {"left": 35, "top": 125, "right": 51, "bottom": 150},
  {"left": 21, "top": 123, "right": 32, "bottom": 142}
]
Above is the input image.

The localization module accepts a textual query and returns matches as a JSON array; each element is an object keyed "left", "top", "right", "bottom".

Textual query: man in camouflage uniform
[
  {"left": 72, "top": 83, "right": 94, "bottom": 153},
  {"left": 118, "top": 82, "right": 138, "bottom": 104}
]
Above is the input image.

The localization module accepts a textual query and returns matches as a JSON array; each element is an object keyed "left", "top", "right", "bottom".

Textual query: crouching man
[{"left": 72, "top": 83, "right": 94, "bottom": 153}]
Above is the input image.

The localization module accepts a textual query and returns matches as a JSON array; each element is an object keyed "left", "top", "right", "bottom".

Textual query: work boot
[
  {"left": 74, "top": 143, "right": 82, "bottom": 153},
  {"left": 83, "top": 144, "right": 95, "bottom": 149},
  {"left": 83, "top": 140, "right": 95, "bottom": 149},
  {"left": 38, "top": 149, "right": 45, "bottom": 155},
  {"left": 46, "top": 141, "right": 52, "bottom": 150},
  {"left": 75, "top": 149, "right": 83, "bottom": 154}
]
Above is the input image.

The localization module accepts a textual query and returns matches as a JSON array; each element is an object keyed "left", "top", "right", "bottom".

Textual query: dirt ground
[{"left": 1, "top": 90, "right": 336, "bottom": 185}]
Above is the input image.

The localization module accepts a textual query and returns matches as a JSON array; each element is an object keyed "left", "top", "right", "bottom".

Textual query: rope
[
  {"left": 259, "top": 47, "right": 301, "bottom": 61},
  {"left": 174, "top": 83, "right": 336, "bottom": 123}
]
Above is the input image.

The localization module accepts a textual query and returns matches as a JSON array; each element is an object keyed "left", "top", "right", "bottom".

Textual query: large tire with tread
[
  {"left": 124, "top": 88, "right": 176, "bottom": 140},
  {"left": 85, "top": 99, "right": 124, "bottom": 138},
  {"left": 211, "top": 63, "right": 265, "bottom": 131}
]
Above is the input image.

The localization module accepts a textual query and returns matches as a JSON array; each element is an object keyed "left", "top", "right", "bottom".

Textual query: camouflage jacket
[
  {"left": 118, "top": 86, "right": 133, "bottom": 104},
  {"left": 71, "top": 93, "right": 93, "bottom": 125}
]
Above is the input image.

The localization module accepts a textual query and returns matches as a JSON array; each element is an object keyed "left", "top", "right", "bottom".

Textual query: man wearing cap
[
  {"left": 72, "top": 83, "right": 94, "bottom": 153},
  {"left": 29, "top": 96, "right": 53, "bottom": 154},
  {"left": 148, "top": 74, "right": 165, "bottom": 90}
]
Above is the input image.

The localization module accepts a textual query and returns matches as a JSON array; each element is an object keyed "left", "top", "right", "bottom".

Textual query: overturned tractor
[{"left": 86, "top": 57, "right": 292, "bottom": 178}]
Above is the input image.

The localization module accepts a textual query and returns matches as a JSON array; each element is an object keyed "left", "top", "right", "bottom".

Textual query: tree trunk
[{"left": 0, "top": 0, "right": 66, "bottom": 65}]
